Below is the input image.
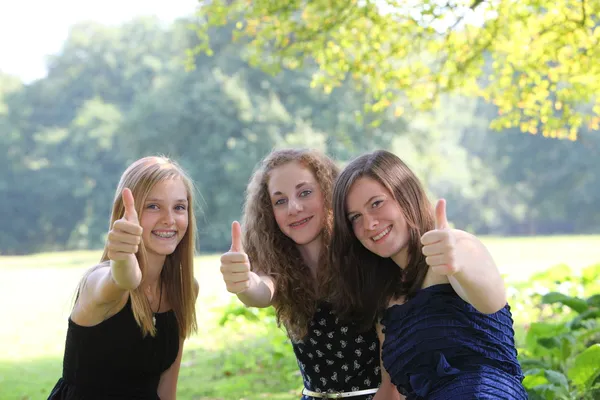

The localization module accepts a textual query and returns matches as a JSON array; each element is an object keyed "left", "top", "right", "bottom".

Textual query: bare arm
[
  {"left": 220, "top": 221, "right": 276, "bottom": 308},
  {"left": 421, "top": 199, "right": 506, "bottom": 315},
  {"left": 449, "top": 230, "right": 506, "bottom": 314},
  {"left": 236, "top": 271, "right": 275, "bottom": 308},
  {"left": 374, "top": 322, "right": 403, "bottom": 400},
  {"left": 72, "top": 189, "right": 143, "bottom": 324}
]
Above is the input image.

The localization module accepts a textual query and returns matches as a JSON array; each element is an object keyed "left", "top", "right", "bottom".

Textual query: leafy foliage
[{"left": 194, "top": 0, "right": 600, "bottom": 139}]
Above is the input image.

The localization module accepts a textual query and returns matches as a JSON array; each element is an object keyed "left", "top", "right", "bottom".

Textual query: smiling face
[
  {"left": 267, "top": 161, "right": 325, "bottom": 247},
  {"left": 345, "top": 176, "right": 410, "bottom": 267},
  {"left": 140, "top": 178, "right": 189, "bottom": 266}
]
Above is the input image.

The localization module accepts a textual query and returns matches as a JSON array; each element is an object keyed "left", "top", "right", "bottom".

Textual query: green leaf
[
  {"left": 541, "top": 292, "right": 589, "bottom": 314},
  {"left": 582, "top": 264, "right": 600, "bottom": 284},
  {"left": 567, "top": 308, "right": 600, "bottom": 330},
  {"left": 568, "top": 344, "right": 600, "bottom": 389},
  {"left": 523, "top": 369, "right": 549, "bottom": 388},
  {"left": 538, "top": 337, "right": 561, "bottom": 349},
  {"left": 587, "top": 294, "right": 600, "bottom": 308},
  {"left": 544, "top": 370, "right": 569, "bottom": 388}
]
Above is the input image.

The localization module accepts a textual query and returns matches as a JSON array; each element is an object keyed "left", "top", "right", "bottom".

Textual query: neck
[
  {"left": 297, "top": 238, "right": 322, "bottom": 275},
  {"left": 391, "top": 247, "right": 409, "bottom": 270},
  {"left": 143, "top": 252, "right": 166, "bottom": 290}
]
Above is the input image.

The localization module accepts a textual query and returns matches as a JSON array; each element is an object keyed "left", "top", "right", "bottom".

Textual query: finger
[
  {"left": 108, "top": 230, "right": 142, "bottom": 245},
  {"left": 420, "top": 230, "right": 448, "bottom": 246},
  {"left": 230, "top": 221, "right": 243, "bottom": 252},
  {"left": 421, "top": 242, "right": 451, "bottom": 257},
  {"left": 122, "top": 188, "right": 139, "bottom": 224},
  {"left": 224, "top": 272, "right": 250, "bottom": 285},
  {"left": 220, "top": 252, "right": 249, "bottom": 264},
  {"left": 425, "top": 254, "right": 450, "bottom": 267},
  {"left": 220, "top": 263, "right": 251, "bottom": 274},
  {"left": 108, "top": 243, "right": 139, "bottom": 254},
  {"left": 113, "top": 220, "right": 143, "bottom": 236},
  {"left": 227, "top": 281, "right": 250, "bottom": 294},
  {"left": 435, "top": 199, "right": 449, "bottom": 230}
]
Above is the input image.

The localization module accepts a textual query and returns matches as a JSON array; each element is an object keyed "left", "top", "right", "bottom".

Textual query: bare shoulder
[{"left": 71, "top": 263, "right": 128, "bottom": 326}]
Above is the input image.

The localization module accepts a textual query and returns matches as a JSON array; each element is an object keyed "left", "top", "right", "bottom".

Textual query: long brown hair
[
  {"left": 329, "top": 150, "right": 435, "bottom": 330},
  {"left": 81, "top": 156, "right": 198, "bottom": 338},
  {"left": 242, "top": 148, "right": 339, "bottom": 340}
]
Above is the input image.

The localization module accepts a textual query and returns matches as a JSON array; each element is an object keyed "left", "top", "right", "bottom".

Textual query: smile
[
  {"left": 372, "top": 226, "right": 392, "bottom": 242},
  {"left": 289, "top": 216, "right": 313, "bottom": 228},
  {"left": 152, "top": 230, "right": 177, "bottom": 239}
]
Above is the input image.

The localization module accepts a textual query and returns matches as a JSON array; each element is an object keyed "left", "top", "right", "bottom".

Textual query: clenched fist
[
  {"left": 107, "top": 188, "right": 143, "bottom": 261},
  {"left": 421, "top": 199, "right": 462, "bottom": 276},
  {"left": 220, "top": 221, "right": 252, "bottom": 294}
]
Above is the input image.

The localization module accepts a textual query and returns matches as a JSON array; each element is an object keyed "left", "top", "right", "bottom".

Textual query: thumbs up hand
[
  {"left": 220, "top": 221, "right": 252, "bottom": 294},
  {"left": 420, "top": 199, "right": 461, "bottom": 276},
  {"left": 107, "top": 188, "right": 143, "bottom": 261}
]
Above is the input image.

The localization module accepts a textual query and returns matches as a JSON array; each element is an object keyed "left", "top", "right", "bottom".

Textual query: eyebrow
[
  {"left": 271, "top": 181, "right": 310, "bottom": 196},
  {"left": 145, "top": 198, "right": 188, "bottom": 203},
  {"left": 347, "top": 195, "right": 380, "bottom": 216}
]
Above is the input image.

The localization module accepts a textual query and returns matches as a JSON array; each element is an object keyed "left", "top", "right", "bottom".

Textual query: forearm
[
  {"left": 236, "top": 272, "right": 275, "bottom": 308},
  {"left": 110, "top": 256, "right": 142, "bottom": 290},
  {"left": 374, "top": 379, "right": 403, "bottom": 400},
  {"left": 452, "top": 230, "right": 506, "bottom": 314}
]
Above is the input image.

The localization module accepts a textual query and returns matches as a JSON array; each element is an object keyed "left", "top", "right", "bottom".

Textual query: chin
[{"left": 291, "top": 232, "right": 321, "bottom": 246}]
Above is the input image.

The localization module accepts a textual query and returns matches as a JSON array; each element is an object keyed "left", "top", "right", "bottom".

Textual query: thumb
[
  {"left": 435, "top": 198, "right": 449, "bottom": 230},
  {"left": 230, "top": 221, "right": 244, "bottom": 252},
  {"left": 122, "top": 188, "right": 139, "bottom": 224}
]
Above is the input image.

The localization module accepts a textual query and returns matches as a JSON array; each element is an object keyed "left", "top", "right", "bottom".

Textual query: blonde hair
[
  {"left": 242, "top": 148, "right": 339, "bottom": 340},
  {"left": 82, "top": 156, "right": 198, "bottom": 338}
]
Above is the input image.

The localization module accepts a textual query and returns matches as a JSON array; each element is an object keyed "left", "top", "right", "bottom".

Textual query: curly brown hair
[
  {"left": 329, "top": 150, "right": 435, "bottom": 331},
  {"left": 242, "top": 148, "right": 339, "bottom": 340}
]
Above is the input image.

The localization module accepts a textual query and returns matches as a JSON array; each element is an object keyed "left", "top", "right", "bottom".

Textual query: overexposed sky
[{"left": 0, "top": 0, "right": 199, "bottom": 83}]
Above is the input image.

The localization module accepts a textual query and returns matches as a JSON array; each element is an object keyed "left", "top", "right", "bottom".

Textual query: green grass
[{"left": 1, "top": 235, "right": 599, "bottom": 400}]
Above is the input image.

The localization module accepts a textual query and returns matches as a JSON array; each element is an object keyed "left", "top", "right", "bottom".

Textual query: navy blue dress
[{"left": 381, "top": 284, "right": 527, "bottom": 400}]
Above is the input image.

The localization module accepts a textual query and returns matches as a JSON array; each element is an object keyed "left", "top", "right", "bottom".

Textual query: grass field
[{"left": 1, "top": 235, "right": 598, "bottom": 400}]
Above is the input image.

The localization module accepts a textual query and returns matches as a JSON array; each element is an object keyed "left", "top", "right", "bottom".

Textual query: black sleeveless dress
[
  {"left": 48, "top": 297, "right": 179, "bottom": 399},
  {"left": 292, "top": 302, "right": 382, "bottom": 399}
]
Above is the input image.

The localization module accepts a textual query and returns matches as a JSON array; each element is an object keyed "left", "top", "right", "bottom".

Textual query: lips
[
  {"left": 289, "top": 216, "right": 313, "bottom": 228},
  {"left": 371, "top": 225, "right": 392, "bottom": 242},
  {"left": 152, "top": 230, "right": 177, "bottom": 239}
]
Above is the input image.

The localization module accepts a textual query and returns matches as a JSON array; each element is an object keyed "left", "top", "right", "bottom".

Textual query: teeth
[
  {"left": 290, "top": 217, "right": 311, "bottom": 227},
  {"left": 372, "top": 226, "right": 391, "bottom": 241},
  {"left": 153, "top": 231, "right": 176, "bottom": 238}
]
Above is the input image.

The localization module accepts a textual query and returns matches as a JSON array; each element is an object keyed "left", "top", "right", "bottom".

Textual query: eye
[
  {"left": 146, "top": 204, "right": 159, "bottom": 210},
  {"left": 299, "top": 189, "right": 312, "bottom": 197},
  {"left": 274, "top": 198, "right": 287, "bottom": 206},
  {"left": 348, "top": 214, "right": 360, "bottom": 223},
  {"left": 175, "top": 205, "right": 187, "bottom": 211},
  {"left": 372, "top": 200, "right": 383, "bottom": 208}
]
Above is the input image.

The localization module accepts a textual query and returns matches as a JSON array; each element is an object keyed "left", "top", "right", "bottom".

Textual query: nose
[
  {"left": 363, "top": 213, "right": 378, "bottom": 231},
  {"left": 162, "top": 209, "right": 176, "bottom": 225},
  {"left": 288, "top": 199, "right": 302, "bottom": 215}
]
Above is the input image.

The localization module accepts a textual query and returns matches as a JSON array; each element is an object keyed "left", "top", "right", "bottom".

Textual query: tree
[{"left": 194, "top": 0, "right": 600, "bottom": 140}]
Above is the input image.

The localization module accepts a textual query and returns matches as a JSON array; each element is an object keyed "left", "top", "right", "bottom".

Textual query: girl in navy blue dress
[{"left": 329, "top": 150, "right": 528, "bottom": 400}]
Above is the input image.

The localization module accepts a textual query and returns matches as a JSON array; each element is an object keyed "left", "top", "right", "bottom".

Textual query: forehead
[
  {"left": 268, "top": 161, "right": 316, "bottom": 194},
  {"left": 147, "top": 178, "right": 188, "bottom": 199},
  {"left": 346, "top": 177, "right": 389, "bottom": 208}
]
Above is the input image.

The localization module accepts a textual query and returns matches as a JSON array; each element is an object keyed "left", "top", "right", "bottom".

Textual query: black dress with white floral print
[{"left": 291, "top": 302, "right": 381, "bottom": 400}]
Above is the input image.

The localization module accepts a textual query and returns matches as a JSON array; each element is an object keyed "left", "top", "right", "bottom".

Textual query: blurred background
[{"left": 1, "top": 0, "right": 599, "bottom": 399}]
